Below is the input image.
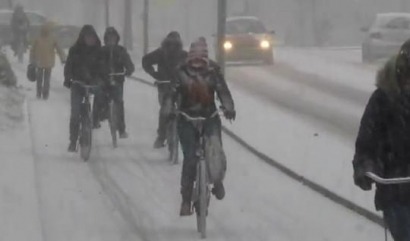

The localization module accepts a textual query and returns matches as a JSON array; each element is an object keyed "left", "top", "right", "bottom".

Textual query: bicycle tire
[
  {"left": 198, "top": 160, "right": 207, "bottom": 239},
  {"left": 80, "top": 105, "right": 92, "bottom": 161},
  {"left": 108, "top": 101, "right": 118, "bottom": 148}
]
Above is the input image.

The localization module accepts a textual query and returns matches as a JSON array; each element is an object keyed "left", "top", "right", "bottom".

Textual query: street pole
[
  {"left": 123, "top": 0, "right": 133, "bottom": 50},
  {"left": 216, "top": 0, "right": 227, "bottom": 74},
  {"left": 105, "top": 0, "right": 109, "bottom": 28},
  {"left": 143, "top": 0, "right": 149, "bottom": 55}
]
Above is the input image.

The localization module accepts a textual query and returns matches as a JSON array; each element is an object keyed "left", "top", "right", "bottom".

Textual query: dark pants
[
  {"left": 178, "top": 116, "right": 223, "bottom": 202},
  {"left": 36, "top": 68, "right": 51, "bottom": 99},
  {"left": 69, "top": 84, "right": 101, "bottom": 143},
  {"left": 384, "top": 204, "right": 410, "bottom": 241}
]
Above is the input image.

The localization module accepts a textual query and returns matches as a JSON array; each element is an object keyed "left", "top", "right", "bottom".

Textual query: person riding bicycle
[
  {"left": 64, "top": 25, "right": 104, "bottom": 152},
  {"left": 169, "top": 38, "right": 236, "bottom": 216},
  {"left": 10, "top": 4, "right": 29, "bottom": 56},
  {"left": 353, "top": 39, "right": 410, "bottom": 241},
  {"left": 99, "top": 27, "right": 135, "bottom": 138},
  {"left": 142, "top": 31, "right": 187, "bottom": 148}
]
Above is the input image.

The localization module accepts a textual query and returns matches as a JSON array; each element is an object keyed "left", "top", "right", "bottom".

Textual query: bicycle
[
  {"left": 107, "top": 71, "right": 126, "bottom": 148},
  {"left": 179, "top": 110, "right": 220, "bottom": 239},
  {"left": 72, "top": 81, "right": 99, "bottom": 161},
  {"left": 366, "top": 172, "right": 410, "bottom": 241},
  {"left": 156, "top": 80, "right": 179, "bottom": 164}
]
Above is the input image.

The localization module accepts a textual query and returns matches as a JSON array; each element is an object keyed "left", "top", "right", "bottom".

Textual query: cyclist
[
  {"left": 142, "top": 31, "right": 187, "bottom": 148},
  {"left": 169, "top": 38, "right": 236, "bottom": 216},
  {"left": 353, "top": 39, "right": 410, "bottom": 241},
  {"left": 10, "top": 4, "right": 29, "bottom": 56},
  {"left": 64, "top": 25, "right": 104, "bottom": 152},
  {"left": 99, "top": 27, "right": 135, "bottom": 138}
]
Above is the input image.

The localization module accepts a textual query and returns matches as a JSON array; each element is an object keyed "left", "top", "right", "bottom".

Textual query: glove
[
  {"left": 353, "top": 163, "right": 374, "bottom": 191},
  {"left": 63, "top": 79, "right": 72, "bottom": 89},
  {"left": 224, "top": 109, "right": 236, "bottom": 121},
  {"left": 150, "top": 71, "right": 160, "bottom": 80}
]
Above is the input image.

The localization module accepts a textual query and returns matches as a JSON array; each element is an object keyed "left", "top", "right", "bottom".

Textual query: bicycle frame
[
  {"left": 72, "top": 81, "right": 99, "bottom": 161},
  {"left": 180, "top": 110, "right": 220, "bottom": 239}
]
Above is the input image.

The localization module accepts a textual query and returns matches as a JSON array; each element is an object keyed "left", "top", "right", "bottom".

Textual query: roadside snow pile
[{"left": 0, "top": 86, "right": 24, "bottom": 131}]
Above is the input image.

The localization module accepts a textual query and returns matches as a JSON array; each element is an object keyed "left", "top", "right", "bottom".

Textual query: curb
[{"left": 129, "top": 75, "right": 383, "bottom": 227}]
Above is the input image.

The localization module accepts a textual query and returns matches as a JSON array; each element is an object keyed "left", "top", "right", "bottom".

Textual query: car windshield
[
  {"left": 373, "top": 15, "right": 410, "bottom": 29},
  {"left": 226, "top": 19, "right": 267, "bottom": 34},
  {"left": 26, "top": 12, "right": 46, "bottom": 25}
]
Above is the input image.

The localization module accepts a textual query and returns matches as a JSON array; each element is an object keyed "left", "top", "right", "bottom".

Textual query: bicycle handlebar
[
  {"left": 155, "top": 80, "right": 171, "bottom": 85},
  {"left": 72, "top": 81, "right": 100, "bottom": 90},
  {"left": 179, "top": 110, "right": 221, "bottom": 122},
  {"left": 109, "top": 71, "right": 126, "bottom": 76},
  {"left": 366, "top": 172, "right": 410, "bottom": 184}
]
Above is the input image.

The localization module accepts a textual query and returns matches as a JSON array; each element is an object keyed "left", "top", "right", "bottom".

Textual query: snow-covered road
[{"left": 5, "top": 55, "right": 384, "bottom": 240}]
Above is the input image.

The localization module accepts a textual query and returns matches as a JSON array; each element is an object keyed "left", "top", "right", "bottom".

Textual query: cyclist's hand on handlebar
[
  {"left": 354, "top": 167, "right": 374, "bottom": 191},
  {"left": 63, "top": 79, "right": 72, "bottom": 89},
  {"left": 224, "top": 109, "right": 236, "bottom": 121}
]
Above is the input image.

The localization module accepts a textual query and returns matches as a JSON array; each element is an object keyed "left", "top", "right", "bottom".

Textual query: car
[
  {"left": 222, "top": 16, "right": 275, "bottom": 64},
  {"left": 361, "top": 13, "right": 410, "bottom": 63},
  {"left": 0, "top": 9, "right": 80, "bottom": 48}
]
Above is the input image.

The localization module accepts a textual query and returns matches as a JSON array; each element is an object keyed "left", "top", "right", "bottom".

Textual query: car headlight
[
  {"left": 224, "top": 41, "right": 233, "bottom": 50},
  {"left": 260, "top": 40, "right": 270, "bottom": 49}
]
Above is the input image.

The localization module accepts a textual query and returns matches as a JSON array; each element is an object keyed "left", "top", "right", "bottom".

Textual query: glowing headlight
[
  {"left": 224, "top": 41, "right": 233, "bottom": 50},
  {"left": 260, "top": 40, "right": 270, "bottom": 49}
]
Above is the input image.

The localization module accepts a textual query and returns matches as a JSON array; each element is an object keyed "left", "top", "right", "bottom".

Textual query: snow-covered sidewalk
[{"left": 0, "top": 69, "right": 43, "bottom": 241}]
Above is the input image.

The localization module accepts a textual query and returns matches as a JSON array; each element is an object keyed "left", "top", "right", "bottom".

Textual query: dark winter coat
[
  {"left": 172, "top": 62, "right": 235, "bottom": 117},
  {"left": 64, "top": 25, "right": 104, "bottom": 85},
  {"left": 101, "top": 27, "right": 135, "bottom": 83},
  {"left": 10, "top": 9, "right": 29, "bottom": 34},
  {"left": 353, "top": 56, "right": 410, "bottom": 210},
  {"left": 141, "top": 32, "right": 187, "bottom": 83}
]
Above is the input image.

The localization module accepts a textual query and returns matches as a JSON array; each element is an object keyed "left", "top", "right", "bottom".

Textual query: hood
[
  {"left": 40, "top": 22, "right": 54, "bottom": 36},
  {"left": 376, "top": 56, "right": 400, "bottom": 98},
  {"left": 376, "top": 39, "right": 410, "bottom": 98},
  {"left": 104, "top": 27, "right": 120, "bottom": 45},
  {"left": 74, "top": 25, "right": 101, "bottom": 48},
  {"left": 161, "top": 31, "right": 182, "bottom": 49}
]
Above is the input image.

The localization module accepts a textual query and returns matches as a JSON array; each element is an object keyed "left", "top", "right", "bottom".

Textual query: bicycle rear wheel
[
  {"left": 80, "top": 105, "right": 92, "bottom": 161},
  {"left": 108, "top": 101, "right": 118, "bottom": 148},
  {"left": 196, "top": 160, "right": 208, "bottom": 239}
]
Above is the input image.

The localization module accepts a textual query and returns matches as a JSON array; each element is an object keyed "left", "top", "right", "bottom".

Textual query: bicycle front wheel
[
  {"left": 108, "top": 101, "right": 118, "bottom": 148},
  {"left": 197, "top": 160, "right": 208, "bottom": 239},
  {"left": 80, "top": 106, "right": 92, "bottom": 161}
]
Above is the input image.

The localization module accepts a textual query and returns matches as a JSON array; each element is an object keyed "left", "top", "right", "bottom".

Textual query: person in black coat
[
  {"left": 142, "top": 31, "right": 187, "bottom": 148},
  {"left": 353, "top": 39, "right": 410, "bottom": 241},
  {"left": 64, "top": 25, "right": 104, "bottom": 152},
  {"left": 99, "top": 27, "right": 135, "bottom": 138}
]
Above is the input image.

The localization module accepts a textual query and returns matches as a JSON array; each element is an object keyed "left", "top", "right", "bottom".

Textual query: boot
[
  {"left": 212, "top": 182, "right": 225, "bottom": 200},
  {"left": 119, "top": 131, "right": 129, "bottom": 139},
  {"left": 153, "top": 136, "right": 165, "bottom": 149},
  {"left": 179, "top": 201, "right": 192, "bottom": 216},
  {"left": 67, "top": 141, "right": 77, "bottom": 152}
]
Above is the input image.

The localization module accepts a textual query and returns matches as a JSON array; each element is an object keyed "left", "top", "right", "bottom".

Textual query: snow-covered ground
[
  {"left": 0, "top": 54, "right": 385, "bottom": 240},
  {"left": 220, "top": 48, "right": 383, "bottom": 216}
]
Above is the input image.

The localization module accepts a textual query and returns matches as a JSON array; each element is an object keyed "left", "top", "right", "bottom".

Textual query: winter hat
[{"left": 187, "top": 38, "right": 209, "bottom": 64}]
